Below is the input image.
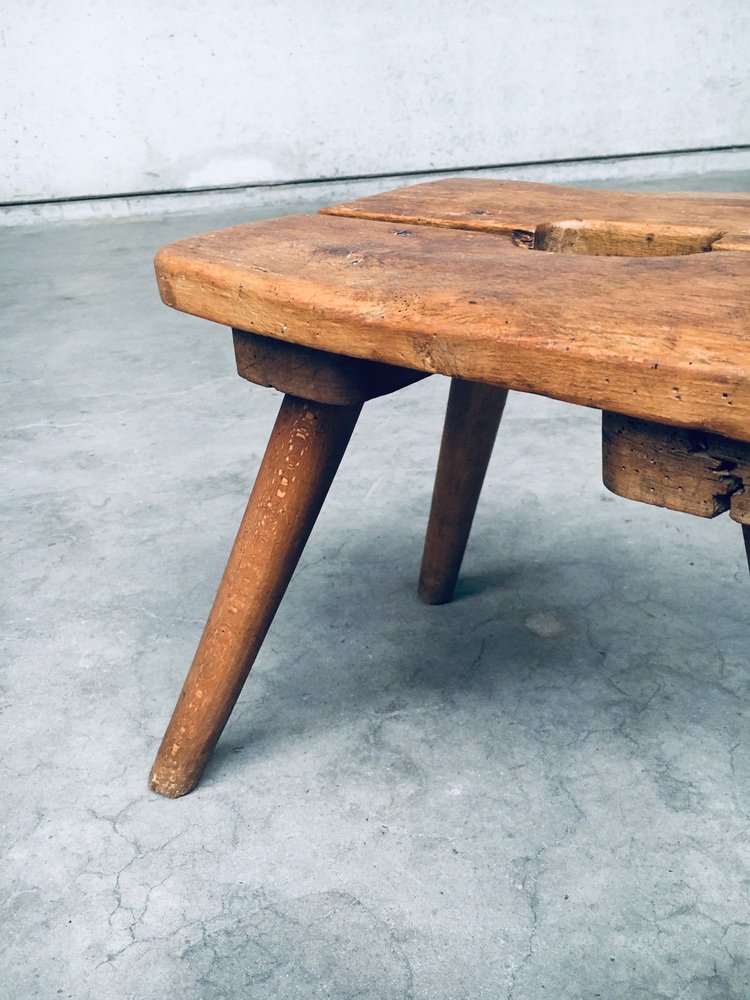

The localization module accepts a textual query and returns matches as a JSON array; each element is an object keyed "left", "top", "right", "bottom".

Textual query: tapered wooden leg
[
  {"left": 743, "top": 524, "right": 750, "bottom": 573},
  {"left": 418, "top": 379, "right": 509, "bottom": 605},
  {"left": 149, "top": 394, "right": 362, "bottom": 798}
]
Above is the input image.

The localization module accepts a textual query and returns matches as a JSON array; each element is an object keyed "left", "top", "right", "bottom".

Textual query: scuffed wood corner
[{"left": 602, "top": 412, "right": 750, "bottom": 523}]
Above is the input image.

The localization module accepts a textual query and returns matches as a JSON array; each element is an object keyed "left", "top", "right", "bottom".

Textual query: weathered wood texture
[
  {"left": 155, "top": 180, "right": 750, "bottom": 441},
  {"left": 233, "top": 328, "right": 429, "bottom": 405},
  {"left": 419, "top": 379, "right": 508, "bottom": 604},
  {"left": 531, "top": 219, "right": 722, "bottom": 257},
  {"left": 323, "top": 179, "right": 750, "bottom": 242},
  {"left": 602, "top": 412, "right": 750, "bottom": 523},
  {"left": 149, "top": 393, "right": 361, "bottom": 798}
]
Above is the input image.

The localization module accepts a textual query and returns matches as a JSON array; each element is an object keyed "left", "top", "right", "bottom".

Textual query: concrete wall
[{"left": 3, "top": 0, "right": 749, "bottom": 204}]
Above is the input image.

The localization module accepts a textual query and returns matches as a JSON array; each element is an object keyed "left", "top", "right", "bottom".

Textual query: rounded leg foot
[{"left": 418, "top": 379, "right": 508, "bottom": 605}]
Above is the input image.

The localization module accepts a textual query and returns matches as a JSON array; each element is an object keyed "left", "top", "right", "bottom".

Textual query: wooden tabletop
[{"left": 155, "top": 180, "right": 750, "bottom": 441}]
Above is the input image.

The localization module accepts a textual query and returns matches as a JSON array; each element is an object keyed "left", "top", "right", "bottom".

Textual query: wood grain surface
[
  {"left": 233, "top": 328, "right": 429, "bottom": 405},
  {"left": 156, "top": 179, "right": 750, "bottom": 440},
  {"left": 322, "top": 178, "right": 750, "bottom": 243},
  {"left": 602, "top": 412, "right": 750, "bottom": 523},
  {"left": 149, "top": 393, "right": 362, "bottom": 797}
]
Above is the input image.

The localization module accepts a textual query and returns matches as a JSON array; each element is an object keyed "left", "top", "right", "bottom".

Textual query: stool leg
[
  {"left": 149, "top": 394, "right": 362, "bottom": 798},
  {"left": 743, "top": 524, "right": 750, "bottom": 572},
  {"left": 418, "top": 379, "right": 509, "bottom": 605}
]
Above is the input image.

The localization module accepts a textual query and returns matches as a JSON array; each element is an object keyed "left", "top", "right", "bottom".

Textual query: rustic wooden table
[{"left": 148, "top": 179, "right": 750, "bottom": 797}]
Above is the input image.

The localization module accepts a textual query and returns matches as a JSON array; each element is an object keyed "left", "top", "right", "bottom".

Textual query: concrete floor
[{"left": 3, "top": 173, "right": 750, "bottom": 999}]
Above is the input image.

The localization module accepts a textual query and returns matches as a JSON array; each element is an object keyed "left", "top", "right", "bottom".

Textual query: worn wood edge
[
  {"left": 323, "top": 207, "right": 750, "bottom": 256},
  {"left": 602, "top": 411, "right": 750, "bottom": 523},
  {"left": 713, "top": 233, "right": 750, "bottom": 253},
  {"left": 320, "top": 179, "right": 750, "bottom": 245},
  {"left": 532, "top": 220, "right": 725, "bottom": 257},
  {"left": 232, "top": 328, "right": 429, "bottom": 405},
  {"left": 154, "top": 245, "right": 750, "bottom": 444}
]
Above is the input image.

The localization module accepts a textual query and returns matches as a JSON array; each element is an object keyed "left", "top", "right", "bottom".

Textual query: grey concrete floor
[{"left": 3, "top": 173, "right": 750, "bottom": 1000}]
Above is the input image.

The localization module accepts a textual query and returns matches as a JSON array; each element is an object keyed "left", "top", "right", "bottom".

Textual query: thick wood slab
[
  {"left": 157, "top": 207, "right": 750, "bottom": 440},
  {"left": 322, "top": 179, "right": 750, "bottom": 249}
]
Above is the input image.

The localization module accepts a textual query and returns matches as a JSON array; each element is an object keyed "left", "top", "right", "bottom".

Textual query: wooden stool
[{"left": 149, "top": 179, "right": 750, "bottom": 797}]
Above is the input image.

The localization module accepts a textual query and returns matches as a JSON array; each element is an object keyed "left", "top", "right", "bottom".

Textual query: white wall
[{"left": 2, "top": 0, "right": 749, "bottom": 204}]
